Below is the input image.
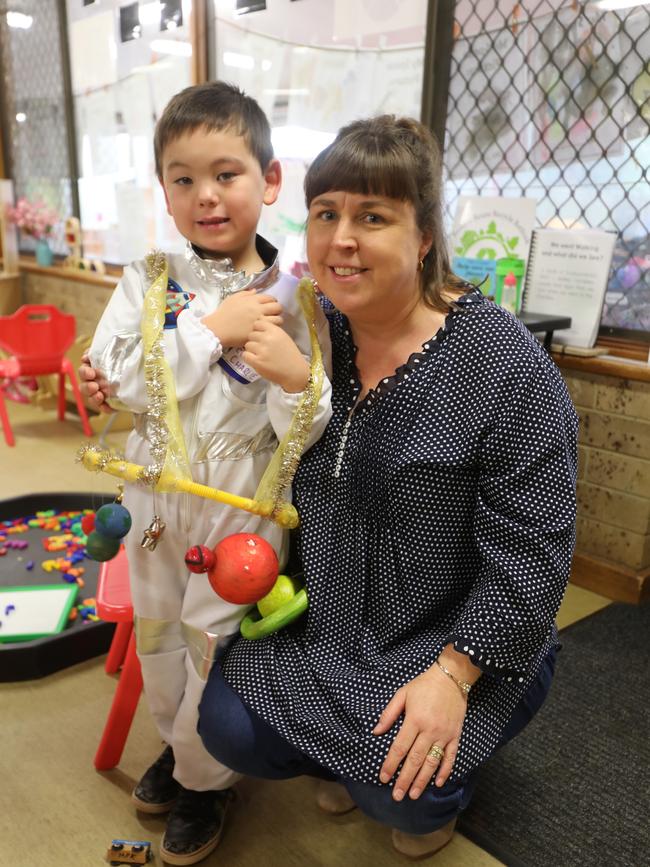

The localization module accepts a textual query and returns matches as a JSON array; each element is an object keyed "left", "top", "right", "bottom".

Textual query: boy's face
[{"left": 160, "top": 126, "right": 281, "bottom": 271}]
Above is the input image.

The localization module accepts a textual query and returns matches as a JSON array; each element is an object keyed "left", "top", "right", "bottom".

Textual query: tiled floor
[{"left": 0, "top": 400, "right": 611, "bottom": 866}]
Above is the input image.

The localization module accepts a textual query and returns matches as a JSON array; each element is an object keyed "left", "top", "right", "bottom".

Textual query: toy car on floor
[{"left": 105, "top": 839, "right": 152, "bottom": 865}]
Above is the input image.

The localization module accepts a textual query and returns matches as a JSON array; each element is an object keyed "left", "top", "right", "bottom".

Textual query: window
[
  {"left": 442, "top": 0, "right": 650, "bottom": 340},
  {"left": 66, "top": 0, "right": 193, "bottom": 264},
  {"left": 0, "top": 1, "right": 73, "bottom": 257},
  {"left": 211, "top": 0, "right": 429, "bottom": 274}
]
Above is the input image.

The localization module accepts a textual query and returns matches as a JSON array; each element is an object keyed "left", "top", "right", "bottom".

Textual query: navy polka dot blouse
[{"left": 221, "top": 287, "right": 579, "bottom": 786}]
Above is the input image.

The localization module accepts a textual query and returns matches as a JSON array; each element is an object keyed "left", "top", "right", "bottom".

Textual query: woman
[{"left": 197, "top": 114, "right": 578, "bottom": 859}]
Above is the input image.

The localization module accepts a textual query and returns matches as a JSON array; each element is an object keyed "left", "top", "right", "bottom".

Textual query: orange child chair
[
  {"left": 0, "top": 304, "right": 93, "bottom": 446},
  {"left": 94, "top": 546, "right": 144, "bottom": 771}
]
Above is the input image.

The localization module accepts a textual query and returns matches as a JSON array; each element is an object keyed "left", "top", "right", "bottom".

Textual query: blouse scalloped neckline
[{"left": 346, "top": 284, "right": 483, "bottom": 406}]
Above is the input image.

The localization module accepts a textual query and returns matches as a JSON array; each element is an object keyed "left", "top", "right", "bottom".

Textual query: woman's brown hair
[{"left": 304, "top": 115, "right": 466, "bottom": 311}]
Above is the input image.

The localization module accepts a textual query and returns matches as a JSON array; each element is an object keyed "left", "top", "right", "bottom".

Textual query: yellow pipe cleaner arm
[{"left": 78, "top": 446, "right": 299, "bottom": 528}]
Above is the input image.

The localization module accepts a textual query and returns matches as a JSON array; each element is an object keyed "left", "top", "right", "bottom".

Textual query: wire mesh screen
[
  {"left": 443, "top": 1, "right": 650, "bottom": 338},
  {"left": 0, "top": 1, "right": 71, "bottom": 255}
]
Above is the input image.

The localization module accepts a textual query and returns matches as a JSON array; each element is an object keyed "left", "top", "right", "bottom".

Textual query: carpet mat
[{"left": 458, "top": 602, "right": 650, "bottom": 867}]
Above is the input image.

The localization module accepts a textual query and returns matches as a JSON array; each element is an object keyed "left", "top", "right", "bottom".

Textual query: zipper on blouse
[
  {"left": 335, "top": 342, "right": 363, "bottom": 478},
  {"left": 333, "top": 409, "right": 354, "bottom": 479}
]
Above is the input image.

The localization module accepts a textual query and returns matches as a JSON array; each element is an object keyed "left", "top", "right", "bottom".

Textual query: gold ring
[{"left": 427, "top": 744, "right": 445, "bottom": 761}]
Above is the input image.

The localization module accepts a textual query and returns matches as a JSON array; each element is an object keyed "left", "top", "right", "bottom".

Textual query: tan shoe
[
  {"left": 315, "top": 780, "right": 357, "bottom": 815},
  {"left": 391, "top": 817, "right": 457, "bottom": 860}
]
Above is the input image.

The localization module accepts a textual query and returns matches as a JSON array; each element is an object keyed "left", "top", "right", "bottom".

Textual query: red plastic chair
[
  {"left": 0, "top": 389, "right": 12, "bottom": 446},
  {"left": 0, "top": 304, "right": 93, "bottom": 446},
  {"left": 94, "top": 546, "right": 143, "bottom": 771}
]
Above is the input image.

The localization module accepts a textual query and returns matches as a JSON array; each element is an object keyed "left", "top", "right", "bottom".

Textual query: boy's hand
[
  {"left": 243, "top": 319, "right": 310, "bottom": 394},
  {"left": 79, "top": 353, "right": 114, "bottom": 413},
  {"left": 202, "top": 290, "right": 283, "bottom": 348}
]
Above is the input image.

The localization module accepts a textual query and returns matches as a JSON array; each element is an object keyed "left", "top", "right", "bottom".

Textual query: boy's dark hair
[
  {"left": 304, "top": 115, "right": 466, "bottom": 312},
  {"left": 154, "top": 81, "right": 273, "bottom": 178}
]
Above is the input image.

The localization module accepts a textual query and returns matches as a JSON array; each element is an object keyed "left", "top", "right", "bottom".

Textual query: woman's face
[{"left": 306, "top": 190, "right": 431, "bottom": 324}]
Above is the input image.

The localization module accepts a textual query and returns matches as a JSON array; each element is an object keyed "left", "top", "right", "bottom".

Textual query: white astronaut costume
[{"left": 89, "top": 237, "right": 332, "bottom": 792}]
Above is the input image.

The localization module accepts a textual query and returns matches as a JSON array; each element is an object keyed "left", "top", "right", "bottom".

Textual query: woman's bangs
[{"left": 306, "top": 143, "right": 417, "bottom": 205}]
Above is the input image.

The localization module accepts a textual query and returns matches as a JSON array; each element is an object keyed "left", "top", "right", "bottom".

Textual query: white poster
[
  {"left": 450, "top": 195, "right": 538, "bottom": 262},
  {"left": 69, "top": 12, "right": 118, "bottom": 94},
  {"left": 215, "top": 23, "right": 286, "bottom": 121},
  {"left": 148, "top": 57, "right": 192, "bottom": 121},
  {"left": 333, "top": 0, "right": 427, "bottom": 40},
  {"left": 285, "top": 46, "right": 423, "bottom": 133},
  {"left": 286, "top": 46, "right": 366, "bottom": 133},
  {"left": 117, "top": 73, "right": 155, "bottom": 138},
  {"left": 115, "top": 182, "right": 150, "bottom": 262}
]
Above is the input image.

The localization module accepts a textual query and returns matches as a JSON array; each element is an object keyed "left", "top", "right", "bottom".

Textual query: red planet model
[{"left": 184, "top": 533, "right": 278, "bottom": 604}]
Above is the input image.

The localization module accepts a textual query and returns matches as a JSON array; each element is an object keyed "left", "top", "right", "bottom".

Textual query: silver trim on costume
[
  {"left": 134, "top": 615, "right": 228, "bottom": 681},
  {"left": 183, "top": 238, "right": 280, "bottom": 299},
  {"left": 181, "top": 621, "right": 226, "bottom": 682},
  {"left": 134, "top": 615, "right": 180, "bottom": 655},
  {"left": 133, "top": 415, "right": 278, "bottom": 463},
  {"left": 194, "top": 425, "right": 278, "bottom": 463},
  {"left": 95, "top": 332, "right": 142, "bottom": 412}
]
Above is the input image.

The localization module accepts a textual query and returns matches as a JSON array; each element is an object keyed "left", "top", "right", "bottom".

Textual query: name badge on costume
[
  {"left": 164, "top": 278, "right": 195, "bottom": 329},
  {"left": 218, "top": 347, "right": 261, "bottom": 385}
]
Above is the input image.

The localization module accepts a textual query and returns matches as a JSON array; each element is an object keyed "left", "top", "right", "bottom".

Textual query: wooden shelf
[
  {"left": 552, "top": 352, "right": 650, "bottom": 383},
  {"left": 18, "top": 257, "right": 118, "bottom": 287}
]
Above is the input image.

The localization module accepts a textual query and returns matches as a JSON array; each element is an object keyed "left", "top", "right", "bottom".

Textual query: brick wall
[{"left": 563, "top": 370, "right": 650, "bottom": 572}]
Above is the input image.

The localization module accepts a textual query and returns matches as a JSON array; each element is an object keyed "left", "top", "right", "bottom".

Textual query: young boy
[{"left": 85, "top": 82, "right": 332, "bottom": 866}]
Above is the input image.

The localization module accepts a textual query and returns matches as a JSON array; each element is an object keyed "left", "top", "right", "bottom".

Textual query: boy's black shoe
[
  {"left": 161, "top": 786, "right": 234, "bottom": 866},
  {"left": 131, "top": 745, "right": 180, "bottom": 813}
]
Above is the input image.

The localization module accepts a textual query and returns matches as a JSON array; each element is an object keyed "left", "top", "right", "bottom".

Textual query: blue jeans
[{"left": 198, "top": 648, "right": 556, "bottom": 835}]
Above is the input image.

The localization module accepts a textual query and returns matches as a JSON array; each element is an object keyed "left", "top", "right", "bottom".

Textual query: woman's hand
[
  {"left": 373, "top": 662, "right": 472, "bottom": 800},
  {"left": 243, "top": 318, "right": 310, "bottom": 394},
  {"left": 201, "top": 290, "right": 283, "bottom": 348}
]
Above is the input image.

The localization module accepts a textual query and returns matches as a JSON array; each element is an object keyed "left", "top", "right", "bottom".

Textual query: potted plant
[{"left": 6, "top": 197, "right": 59, "bottom": 266}]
